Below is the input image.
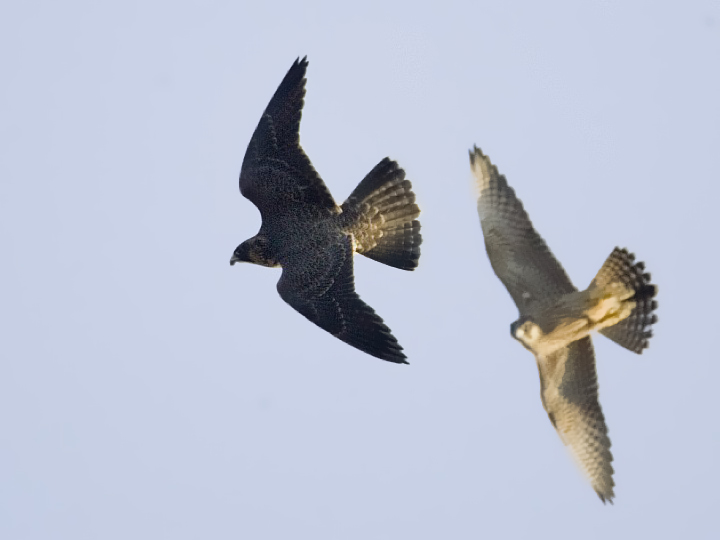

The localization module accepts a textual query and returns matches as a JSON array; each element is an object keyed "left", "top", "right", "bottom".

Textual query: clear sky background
[{"left": 1, "top": 1, "right": 718, "bottom": 538}]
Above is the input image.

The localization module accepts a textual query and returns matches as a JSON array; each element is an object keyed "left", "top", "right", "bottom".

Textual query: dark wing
[
  {"left": 537, "top": 337, "right": 615, "bottom": 503},
  {"left": 276, "top": 235, "right": 407, "bottom": 363},
  {"left": 470, "top": 146, "right": 575, "bottom": 315},
  {"left": 240, "top": 57, "right": 336, "bottom": 214}
]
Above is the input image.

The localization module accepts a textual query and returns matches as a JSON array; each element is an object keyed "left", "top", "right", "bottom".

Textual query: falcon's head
[
  {"left": 510, "top": 316, "right": 544, "bottom": 351},
  {"left": 230, "top": 234, "right": 280, "bottom": 268}
]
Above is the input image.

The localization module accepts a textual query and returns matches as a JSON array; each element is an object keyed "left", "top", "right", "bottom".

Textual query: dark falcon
[
  {"left": 470, "top": 146, "right": 658, "bottom": 503},
  {"left": 231, "top": 58, "right": 422, "bottom": 364}
]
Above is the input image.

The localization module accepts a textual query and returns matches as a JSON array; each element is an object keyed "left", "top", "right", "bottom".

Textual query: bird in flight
[
  {"left": 469, "top": 146, "right": 658, "bottom": 503},
  {"left": 231, "top": 57, "right": 422, "bottom": 364}
]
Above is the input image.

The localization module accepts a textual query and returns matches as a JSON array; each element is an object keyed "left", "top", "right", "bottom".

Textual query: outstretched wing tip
[
  {"left": 380, "top": 349, "right": 409, "bottom": 364},
  {"left": 468, "top": 144, "right": 486, "bottom": 163},
  {"left": 239, "top": 56, "right": 336, "bottom": 211}
]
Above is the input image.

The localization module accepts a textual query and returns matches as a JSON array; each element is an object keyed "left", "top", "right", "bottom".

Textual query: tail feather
[
  {"left": 591, "top": 247, "right": 658, "bottom": 354},
  {"left": 340, "top": 158, "right": 422, "bottom": 270}
]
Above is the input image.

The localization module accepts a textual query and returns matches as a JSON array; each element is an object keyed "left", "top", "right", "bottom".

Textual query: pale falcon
[
  {"left": 231, "top": 57, "right": 422, "bottom": 364},
  {"left": 469, "top": 145, "right": 658, "bottom": 503}
]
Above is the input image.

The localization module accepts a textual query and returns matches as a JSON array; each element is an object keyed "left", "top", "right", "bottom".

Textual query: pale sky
[{"left": 1, "top": 1, "right": 718, "bottom": 538}]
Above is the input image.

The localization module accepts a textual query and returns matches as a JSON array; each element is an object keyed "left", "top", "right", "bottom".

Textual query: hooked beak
[{"left": 230, "top": 254, "right": 241, "bottom": 266}]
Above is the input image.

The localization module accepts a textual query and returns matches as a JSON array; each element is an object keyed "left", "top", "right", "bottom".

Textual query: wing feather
[
  {"left": 240, "top": 57, "right": 336, "bottom": 214},
  {"left": 538, "top": 338, "right": 615, "bottom": 503},
  {"left": 470, "top": 146, "right": 575, "bottom": 314},
  {"left": 276, "top": 236, "right": 407, "bottom": 363}
]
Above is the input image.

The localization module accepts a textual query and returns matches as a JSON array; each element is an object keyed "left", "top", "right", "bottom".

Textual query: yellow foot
[{"left": 587, "top": 283, "right": 636, "bottom": 328}]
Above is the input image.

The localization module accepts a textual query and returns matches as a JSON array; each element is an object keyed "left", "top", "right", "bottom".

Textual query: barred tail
[
  {"left": 340, "top": 158, "right": 422, "bottom": 270},
  {"left": 591, "top": 247, "right": 658, "bottom": 353}
]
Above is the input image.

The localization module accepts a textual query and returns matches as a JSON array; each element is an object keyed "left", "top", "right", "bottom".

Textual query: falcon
[
  {"left": 469, "top": 145, "right": 658, "bottom": 503},
  {"left": 230, "top": 57, "right": 422, "bottom": 364}
]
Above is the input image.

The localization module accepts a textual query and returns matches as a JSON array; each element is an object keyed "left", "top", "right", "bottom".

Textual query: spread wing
[
  {"left": 470, "top": 146, "right": 575, "bottom": 314},
  {"left": 276, "top": 235, "right": 407, "bottom": 363},
  {"left": 240, "top": 57, "right": 336, "bottom": 216},
  {"left": 537, "top": 337, "right": 615, "bottom": 503}
]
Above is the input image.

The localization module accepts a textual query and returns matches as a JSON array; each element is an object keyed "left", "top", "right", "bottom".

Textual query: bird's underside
[
  {"left": 470, "top": 145, "right": 658, "bottom": 503},
  {"left": 233, "top": 57, "right": 421, "bottom": 363},
  {"left": 515, "top": 281, "right": 638, "bottom": 359}
]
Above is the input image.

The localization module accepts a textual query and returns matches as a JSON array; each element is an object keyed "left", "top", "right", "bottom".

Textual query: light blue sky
[{"left": 1, "top": 1, "right": 718, "bottom": 538}]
